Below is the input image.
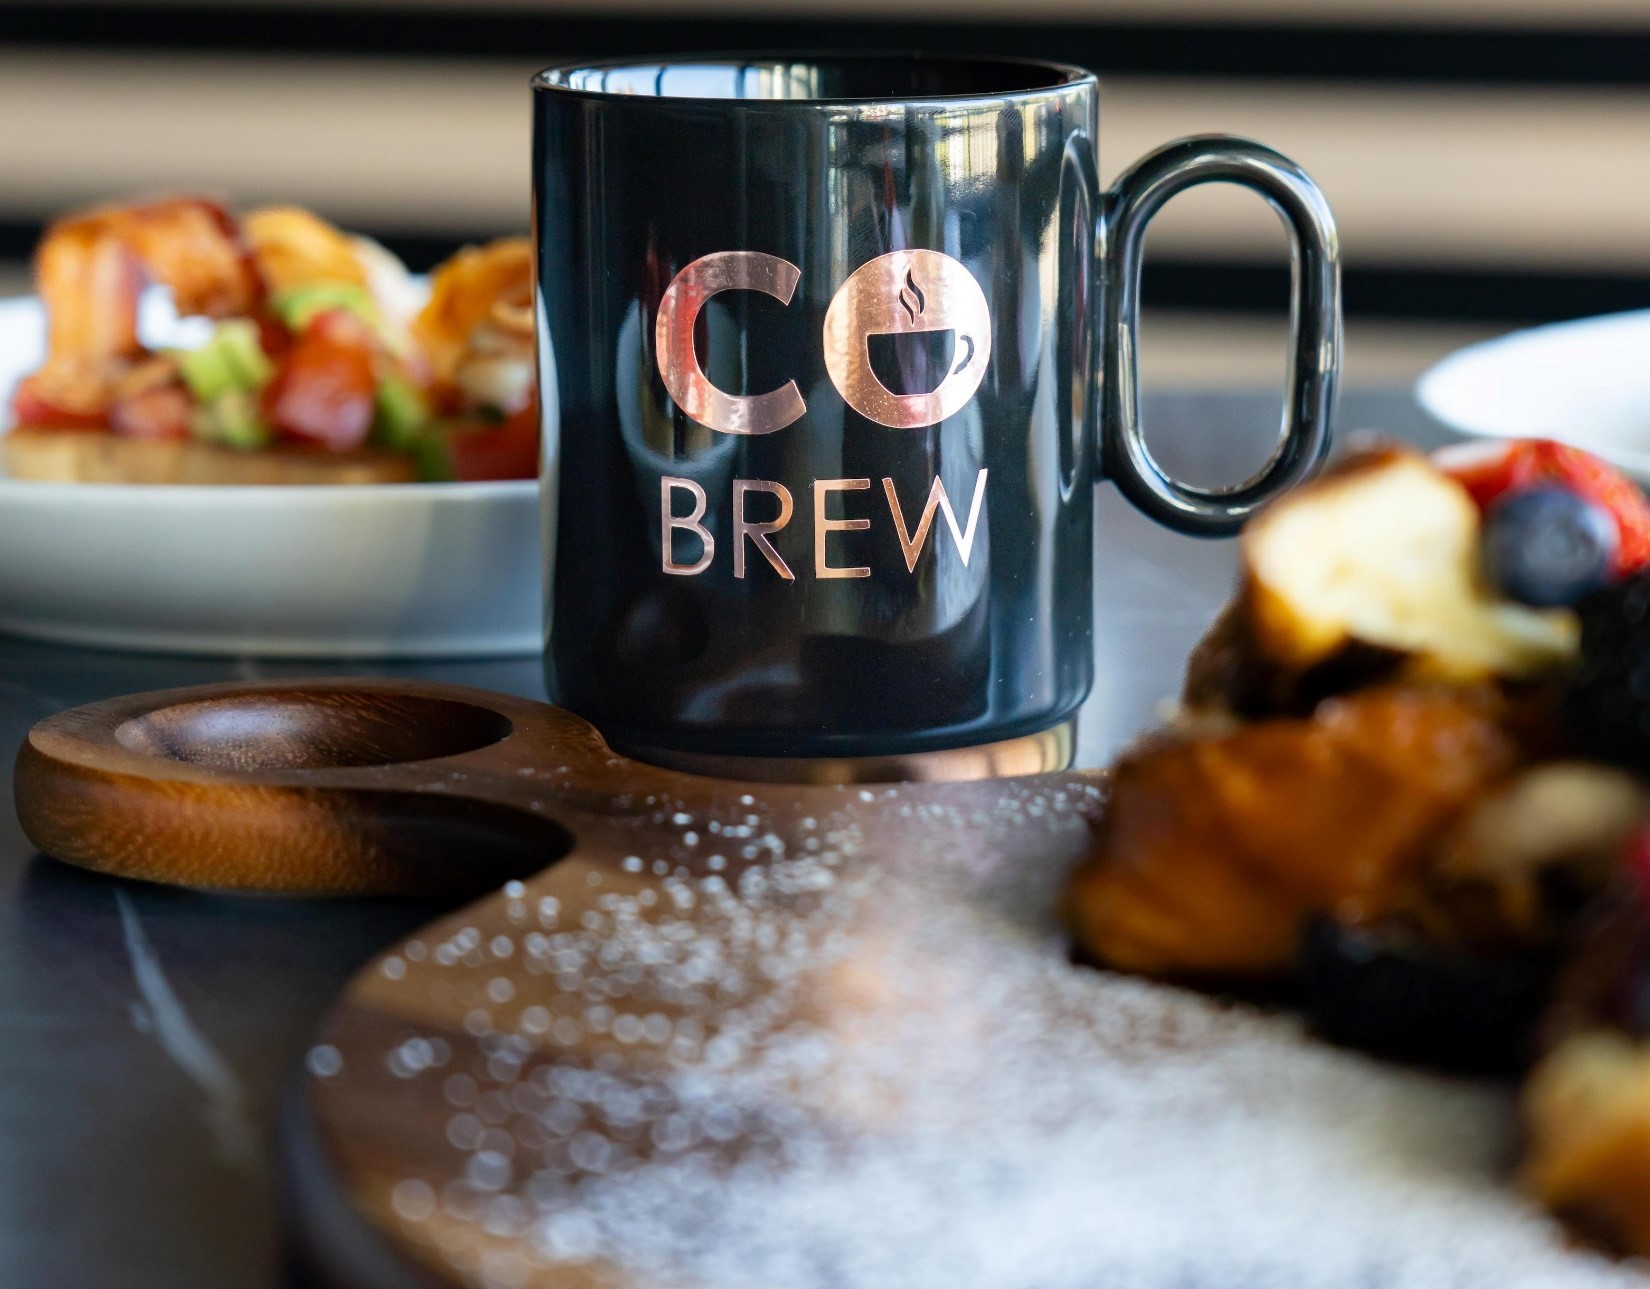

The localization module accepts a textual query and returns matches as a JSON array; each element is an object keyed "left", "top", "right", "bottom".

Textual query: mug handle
[{"left": 1099, "top": 135, "right": 1341, "bottom": 536}]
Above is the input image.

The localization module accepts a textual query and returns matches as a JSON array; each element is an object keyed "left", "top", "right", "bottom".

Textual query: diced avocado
[
  {"left": 218, "top": 320, "right": 274, "bottom": 389},
  {"left": 371, "top": 372, "right": 429, "bottom": 451},
  {"left": 175, "top": 320, "right": 273, "bottom": 402},
  {"left": 411, "top": 431, "right": 454, "bottom": 483},
  {"left": 193, "top": 389, "right": 271, "bottom": 451},
  {"left": 372, "top": 373, "right": 449, "bottom": 478},
  {"left": 271, "top": 283, "right": 382, "bottom": 334},
  {"left": 178, "top": 343, "right": 236, "bottom": 403}
]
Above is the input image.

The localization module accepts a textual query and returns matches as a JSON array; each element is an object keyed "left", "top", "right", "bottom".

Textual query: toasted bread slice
[
  {"left": 1067, "top": 685, "right": 1526, "bottom": 977},
  {"left": 2, "top": 428, "right": 416, "bottom": 485},
  {"left": 1245, "top": 447, "right": 1579, "bottom": 680},
  {"left": 1188, "top": 447, "right": 1580, "bottom": 719},
  {"left": 1522, "top": 1027, "right": 1650, "bottom": 1258}
]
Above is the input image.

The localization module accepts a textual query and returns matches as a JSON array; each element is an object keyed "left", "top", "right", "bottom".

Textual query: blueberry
[{"left": 1483, "top": 485, "right": 1619, "bottom": 608}]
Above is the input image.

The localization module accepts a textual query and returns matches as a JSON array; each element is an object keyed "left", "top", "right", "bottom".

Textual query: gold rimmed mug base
[{"left": 617, "top": 720, "right": 1076, "bottom": 786}]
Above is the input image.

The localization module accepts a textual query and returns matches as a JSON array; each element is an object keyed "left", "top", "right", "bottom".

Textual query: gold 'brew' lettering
[
  {"left": 661, "top": 476, "right": 714, "bottom": 576},
  {"left": 733, "top": 479, "right": 795, "bottom": 580},
  {"left": 813, "top": 478, "right": 872, "bottom": 580},
  {"left": 882, "top": 469, "right": 989, "bottom": 571}
]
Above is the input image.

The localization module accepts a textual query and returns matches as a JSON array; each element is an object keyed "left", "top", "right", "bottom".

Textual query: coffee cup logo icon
[{"left": 823, "top": 249, "right": 992, "bottom": 429}]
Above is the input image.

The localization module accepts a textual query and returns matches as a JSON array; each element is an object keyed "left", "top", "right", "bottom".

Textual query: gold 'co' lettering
[
  {"left": 655, "top": 252, "right": 807, "bottom": 436},
  {"left": 822, "top": 250, "right": 991, "bottom": 430},
  {"left": 654, "top": 249, "right": 991, "bottom": 433}
]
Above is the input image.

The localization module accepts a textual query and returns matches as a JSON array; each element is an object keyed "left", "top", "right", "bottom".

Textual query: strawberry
[
  {"left": 1624, "top": 824, "right": 1650, "bottom": 906},
  {"left": 1438, "top": 439, "right": 1650, "bottom": 576}
]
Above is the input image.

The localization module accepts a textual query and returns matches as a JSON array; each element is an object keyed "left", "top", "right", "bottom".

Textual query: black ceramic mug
[{"left": 532, "top": 54, "right": 1338, "bottom": 773}]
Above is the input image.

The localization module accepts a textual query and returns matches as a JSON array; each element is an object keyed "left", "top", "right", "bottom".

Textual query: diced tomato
[
  {"left": 7, "top": 375, "right": 107, "bottom": 430},
  {"left": 1438, "top": 438, "right": 1650, "bottom": 576},
  {"left": 255, "top": 311, "right": 292, "bottom": 363},
  {"left": 306, "top": 306, "right": 378, "bottom": 349},
  {"left": 446, "top": 403, "right": 539, "bottom": 481},
  {"left": 109, "top": 384, "right": 193, "bottom": 440},
  {"left": 1625, "top": 825, "right": 1650, "bottom": 907},
  {"left": 262, "top": 309, "right": 377, "bottom": 452}
]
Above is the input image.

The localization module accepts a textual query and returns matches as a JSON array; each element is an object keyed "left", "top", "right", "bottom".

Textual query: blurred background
[{"left": 3, "top": 0, "right": 1649, "bottom": 390}]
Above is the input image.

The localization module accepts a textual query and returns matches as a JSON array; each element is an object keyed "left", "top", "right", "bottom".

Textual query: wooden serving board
[
  {"left": 12, "top": 679, "right": 1101, "bottom": 1283},
  {"left": 14, "top": 679, "right": 1634, "bottom": 1289}
]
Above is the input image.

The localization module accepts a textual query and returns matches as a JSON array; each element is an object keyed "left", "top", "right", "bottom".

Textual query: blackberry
[
  {"left": 1566, "top": 571, "right": 1650, "bottom": 772},
  {"left": 1299, "top": 917, "right": 1555, "bottom": 1072}
]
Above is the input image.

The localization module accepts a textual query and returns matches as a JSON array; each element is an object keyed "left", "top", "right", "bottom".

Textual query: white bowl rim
[
  {"left": 0, "top": 474, "right": 538, "bottom": 503},
  {"left": 1416, "top": 307, "right": 1650, "bottom": 409},
  {"left": 1415, "top": 307, "right": 1650, "bottom": 477}
]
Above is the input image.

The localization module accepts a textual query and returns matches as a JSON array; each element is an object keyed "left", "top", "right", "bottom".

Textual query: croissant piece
[{"left": 1068, "top": 686, "right": 1525, "bottom": 977}]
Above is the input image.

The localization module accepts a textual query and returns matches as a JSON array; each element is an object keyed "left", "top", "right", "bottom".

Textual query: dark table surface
[{"left": 0, "top": 390, "right": 1447, "bottom": 1289}]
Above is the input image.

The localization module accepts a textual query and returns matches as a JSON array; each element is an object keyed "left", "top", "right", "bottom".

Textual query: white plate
[
  {"left": 0, "top": 293, "right": 543, "bottom": 657},
  {"left": 1416, "top": 309, "right": 1650, "bottom": 482}
]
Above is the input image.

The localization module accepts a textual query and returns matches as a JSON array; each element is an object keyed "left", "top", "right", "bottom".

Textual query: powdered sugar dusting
[{"left": 322, "top": 778, "right": 1644, "bottom": 1289}]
